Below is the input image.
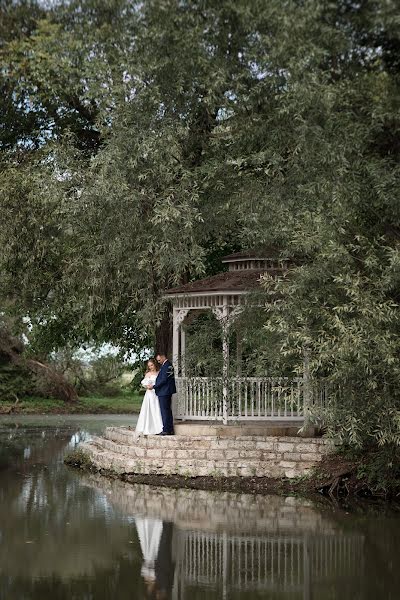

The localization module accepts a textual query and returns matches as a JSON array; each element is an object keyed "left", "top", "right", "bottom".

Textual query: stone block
[
  {"left": 276, "top": 442, "right": 296, "bottom": 453},
  {"left": 300, "top": 453, "right": 323, "bottom": 462},
  {"left": 146, "top": 448, "right": 164, "bottom": 458},
  {"left": 133, "top": 447, "right": 146, "bottom": 458},
  {"left": 238, "top": 450, "right": 260, "bottom": 459},
  {"left": 283, "top": 452, "right": 302, "bottom": 461},
  {"left": 284, "top": 468, "right": 297, "bottom": 478},
  {"left": 195, "top": 465, "right": 213, "bottom": 476},
  {"left": 255, "top": 441, "right": 275, "bottom": 450},
  {"left": 237, "top": 440, "right": 258, "bottom": 449},
  {"left": 162, "top": 450, "right": 176, "bottom": 459},
  {"left": 278, "top": 460, "right": 296, "bottom": 469},
  {"left": 236, "top": 467, "right": 253, "bottom": 477},
  {"left": 261, "top": 452, "right": 278, "bottom": 460},
  {"left": 175, "top": 449, "right": 203, "bottom": 459},
  {"left": 213, "top": 460, "right": 231, "bottom": 469},
  {"left": 188, "top": 439, "right": 212, "bottom": 449},
  {"left": 207, "top": 450, "right": 226, "bottom": 460},
  {"left": 295, "top": 442, "right": 324, "bottom": 453},
  {"left": 224, "top": 450, "right": 240, "bottom": 460},
  {"left": 213, "top": 439, "right": 230, "bottom": 449}
]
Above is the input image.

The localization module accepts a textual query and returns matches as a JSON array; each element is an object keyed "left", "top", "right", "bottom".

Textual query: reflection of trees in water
[
  {"left": 1, "top": 428, "right": 93, "bottom": 527},
  {"left": 0, "top": 557, "right": 144, "bottom": 600},
  {"left": 0, "top": 426, "right": 87, "bottom": 471},
  {"left": 0, "top": 426, "right": 143, "bottom": 595}
]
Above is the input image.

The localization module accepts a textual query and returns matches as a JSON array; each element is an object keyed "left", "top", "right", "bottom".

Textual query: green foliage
[
  {"left": 0, "top": 317, "right": 36, "bottom": 400},
  {"left": 0, "top": 362, "right": 35, "bottom": 401},
  {"left": 49, "top": 348, "right": 130, "bottom": 396},
  {"left": 185, "top": 313, "right": 223, "bottom": 376},
  {"left": 342, "top": 444, "right": 400, "bottom": 495},
  {"left": 130, "top": 358, "right": 154, "bottom": 394},
  {"left": 91, "top": 354, "right": 122, "bottom": 381},
  {"left": 263, "top": 226, "right": 400, "bottom": 448},
  {"left": 185, "top": 307, "right": 291, "bottom": 377},
  {"left": 2, "top": 391, "right": 142, "bottom": 414}
]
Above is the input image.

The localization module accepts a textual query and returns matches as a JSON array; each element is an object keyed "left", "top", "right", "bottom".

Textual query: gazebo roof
[
  {"left": 165, "top": 250, "right": 288, "bottom": 297},
  {"left": 165, "top": 269, "right": 285, "bottom": 295}
]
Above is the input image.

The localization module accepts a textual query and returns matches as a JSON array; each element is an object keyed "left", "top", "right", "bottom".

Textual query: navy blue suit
[{"left": 154, "top": 360, "right": 176, "bottom": 434}]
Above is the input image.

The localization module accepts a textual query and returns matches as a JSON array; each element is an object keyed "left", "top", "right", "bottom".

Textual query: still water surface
[{"left": 0, "top": 415, "right": 398, "bottom": 600}]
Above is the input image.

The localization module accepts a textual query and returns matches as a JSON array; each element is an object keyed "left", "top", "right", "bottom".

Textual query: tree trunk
[{"left": 155, "top": 307, "right": 172, "bottom": 357}]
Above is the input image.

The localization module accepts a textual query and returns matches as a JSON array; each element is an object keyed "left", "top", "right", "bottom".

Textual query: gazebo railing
[{"left": 176, "top": 377, "right": 327, "bottom": 421}]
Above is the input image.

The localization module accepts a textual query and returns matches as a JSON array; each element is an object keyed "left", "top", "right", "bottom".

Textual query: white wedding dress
[{"left": 135, "top": 374, "right": 163, "bottom": 435}]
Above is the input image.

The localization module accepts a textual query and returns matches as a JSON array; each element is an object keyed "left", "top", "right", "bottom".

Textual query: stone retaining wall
[{"left": 79, "top": 426, "right": 333, "bottom": 479}]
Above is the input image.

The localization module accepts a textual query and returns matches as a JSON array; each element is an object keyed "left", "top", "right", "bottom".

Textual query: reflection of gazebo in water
[
  {"left": 84, "top": 477, "right": 365, "bottom": 600},
  {"left": 165, "top": 251, "right": 325, "bottom": 425},
  {"left": 173, "top": 529, "right": 364, "bottom": 600}
]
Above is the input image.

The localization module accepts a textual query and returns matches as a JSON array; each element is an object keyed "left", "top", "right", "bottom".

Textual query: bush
[
  {"left": 49, "top": 349, "right": 129, "bottom": 398},
  {"left": 0, "top": 362, "right": 35, "bottom": 401}
]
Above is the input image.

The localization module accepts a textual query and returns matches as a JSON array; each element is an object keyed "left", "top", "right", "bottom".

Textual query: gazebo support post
[
  {"left": 180, "top": 326, "right": 186, "bottom": 377},
  {"left": 222, "top": 326, "right": 229, "bottom": 424},
  {"left": 172, "top": 308, "right": 179, "bottom": 374},
  {"left": 221, "top": 300, "right": 230, "bottom": 425},
  {"left": 171, "top": 308, "right": 180, "bottom": 419},
  {"left": 212, "top": 301, "right": 233, "bottom": 424},
  {"left": 236, "top": 330, "right": 242, "bottom": 377},
  {"left": 303, "top": 346, "right": 311, "bottom": 424}
]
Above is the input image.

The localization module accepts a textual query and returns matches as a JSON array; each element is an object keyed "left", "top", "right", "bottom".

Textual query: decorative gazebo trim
[{"left": 164, "top": 252, "right": 323, "bottom": 424}]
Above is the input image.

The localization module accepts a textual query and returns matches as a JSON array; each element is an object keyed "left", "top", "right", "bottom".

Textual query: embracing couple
[{"left": 135, "top": 351, "right": 176, "bottom": 436}]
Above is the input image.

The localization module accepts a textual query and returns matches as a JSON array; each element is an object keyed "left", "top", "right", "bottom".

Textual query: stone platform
[
  {"left": 79, "top": 426, "right": 332, "bottom": 479},
  {"left": 174, "top": 420, "right": 311, "bottom": 437}
]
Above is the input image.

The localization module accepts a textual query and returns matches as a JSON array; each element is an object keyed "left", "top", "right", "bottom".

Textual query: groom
[{"left": 152, "top": 351, "right": 176, "bottom": 435}]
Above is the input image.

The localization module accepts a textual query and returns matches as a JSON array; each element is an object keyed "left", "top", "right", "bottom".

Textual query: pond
[{"left": 0, "top": 415, "right": 398, "bottom": 599}]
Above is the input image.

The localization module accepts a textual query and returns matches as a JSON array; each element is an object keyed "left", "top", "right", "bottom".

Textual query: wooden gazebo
[{"left": 165, "top": 251, "right": 321, "bottom": 424}]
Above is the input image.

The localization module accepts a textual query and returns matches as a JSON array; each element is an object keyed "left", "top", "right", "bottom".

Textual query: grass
[{"left": 0, "top": 390, "right": 143, "bottom": 415}]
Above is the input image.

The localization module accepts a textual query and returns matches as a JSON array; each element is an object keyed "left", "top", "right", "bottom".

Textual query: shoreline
[
  {"left": 0, "top": 407, "right": 140, "bottom": 415},
  {"left": 65, "top": 447, "right": 400, "bottom": 503}
]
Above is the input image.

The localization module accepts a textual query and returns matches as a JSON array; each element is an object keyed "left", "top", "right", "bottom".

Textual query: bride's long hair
[{"left": 146, "top": 358, "right": 159, "bottom": 373}]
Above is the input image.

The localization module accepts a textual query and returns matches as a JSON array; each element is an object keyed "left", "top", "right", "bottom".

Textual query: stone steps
[
  {"left": 77, "top": 427, "right": 332, "bottom": 479},
  {"left": 174, "top": 421, "right": 307, "bottom": 438},
  {"left": 104, "top": 427, "right": 327, "bottom": 454},
  {"left": 81, "top": 440, "right": 312, "bottom": 477},
  {"left": 98, "top": 434, "right": 323, "bottom": 463}
]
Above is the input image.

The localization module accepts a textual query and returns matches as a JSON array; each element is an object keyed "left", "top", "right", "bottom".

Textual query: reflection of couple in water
[{"left": 135, "top": 516, "right": 175, "bottom": 599}]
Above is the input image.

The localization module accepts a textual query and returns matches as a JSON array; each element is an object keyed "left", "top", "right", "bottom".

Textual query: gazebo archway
[{"left": 165, "top": 252, "right": 323, "bottom": 425}]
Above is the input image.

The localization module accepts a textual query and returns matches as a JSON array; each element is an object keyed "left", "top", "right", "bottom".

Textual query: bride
[{"left": 135, "top": 358, "right": 163, "bottom": 435}]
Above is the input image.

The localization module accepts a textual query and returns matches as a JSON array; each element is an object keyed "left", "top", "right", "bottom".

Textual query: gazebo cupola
[{"left": 221, "top": 251, "right": 289, "bottom": 272}]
